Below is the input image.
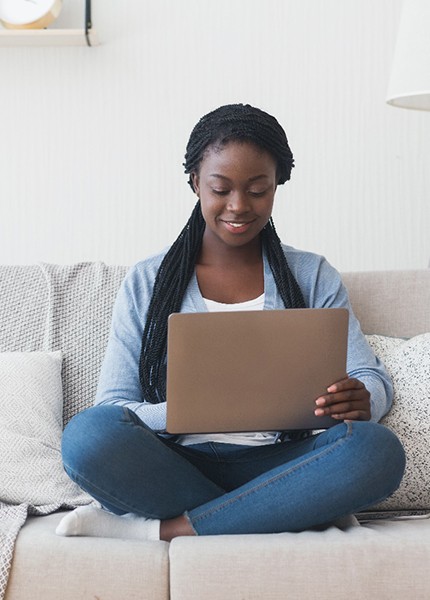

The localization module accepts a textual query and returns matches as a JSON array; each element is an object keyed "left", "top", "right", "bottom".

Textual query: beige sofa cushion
[
  {"left": 5, "top": 513, "right": 169, "bottom": 600},
  {"left": 170, "top": 518, "right": 430, "bottom": 600}
]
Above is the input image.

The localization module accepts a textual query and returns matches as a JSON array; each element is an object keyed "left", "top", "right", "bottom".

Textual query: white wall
[{"left": 0, "top": 0, "right": 429, "bottom": 271}]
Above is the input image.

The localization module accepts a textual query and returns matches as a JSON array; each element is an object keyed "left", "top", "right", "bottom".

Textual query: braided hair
[{"left": 139, "top": 103, "right": 306, "bottom": 404}]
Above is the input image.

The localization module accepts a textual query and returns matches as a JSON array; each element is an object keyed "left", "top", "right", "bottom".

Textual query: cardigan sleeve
[
  {"left": 286, "top": 249, "right": 393, "bottom": 423},
  {"left": 95, "top": 258, "right": 168, "bottom": 432}
]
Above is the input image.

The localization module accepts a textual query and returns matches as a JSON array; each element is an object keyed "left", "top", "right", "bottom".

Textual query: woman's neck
[
  {"left": 197, "top": 232, "right": 263, "bottom": 268},
  {"left": 196, "top": 234, "right": 265, "bottom": 304}
]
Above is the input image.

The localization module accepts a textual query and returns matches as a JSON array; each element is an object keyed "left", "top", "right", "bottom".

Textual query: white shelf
[{"left": 0, "top": 28, "right": 99, "bottom": 47}]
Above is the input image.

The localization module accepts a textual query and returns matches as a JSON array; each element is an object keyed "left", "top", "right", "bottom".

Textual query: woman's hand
[{"left": 314, "top": 377, "right": 371, "bottom": 421}]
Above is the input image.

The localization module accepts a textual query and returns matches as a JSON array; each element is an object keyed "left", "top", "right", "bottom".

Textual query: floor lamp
[
  {"left": 386, "top": 0, "right": 430, "bottom": 111},
  {"left": 386, "top": 0, "right": 430, "bottom": 267}
]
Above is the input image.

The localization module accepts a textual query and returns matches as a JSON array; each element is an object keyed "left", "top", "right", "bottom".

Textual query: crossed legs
[{"left": 57, "top": 405, "right": 405, "bottom": 540}]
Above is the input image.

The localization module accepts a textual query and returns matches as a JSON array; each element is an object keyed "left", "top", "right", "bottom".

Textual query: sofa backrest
[
  {"left": 1, "top": 263, "right": 429, "bottom": 425},
  {"left": 342, "top": 270, "right": 430, "bottom": 338}
]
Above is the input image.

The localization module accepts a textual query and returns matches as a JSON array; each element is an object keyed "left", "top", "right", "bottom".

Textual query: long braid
[
  {"left": 139, "top": 103, "right": 305, "bottom": 404},
  {"left": 139, "top": 202, "right": 205, "bottom": 404},
  {"left": 261, "top": 219, "right": 306, "bottom": 309}
]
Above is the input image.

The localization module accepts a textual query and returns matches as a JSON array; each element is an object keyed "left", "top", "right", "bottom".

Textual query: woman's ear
[{"left": 191, "top": 172, "right": 200, "bottom": 196}]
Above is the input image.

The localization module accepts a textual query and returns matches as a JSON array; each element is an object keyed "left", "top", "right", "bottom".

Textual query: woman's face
[{"left": 192, "top": 141, "right": 278, "bottom": 253}]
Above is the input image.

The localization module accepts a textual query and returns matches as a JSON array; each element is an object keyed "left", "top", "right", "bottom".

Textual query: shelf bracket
[{"left": 85, "top": 0, "right": 92, "bottom": 47}]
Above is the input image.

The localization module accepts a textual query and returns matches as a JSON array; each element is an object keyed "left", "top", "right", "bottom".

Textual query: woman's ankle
[{"left": 160, "top": 514, "right": 196, "bottom": 542}]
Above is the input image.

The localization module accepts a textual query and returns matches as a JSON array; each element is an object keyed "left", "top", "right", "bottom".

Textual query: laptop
[{"left": 165, "top": 308, "right": 349, "bottom": 434}]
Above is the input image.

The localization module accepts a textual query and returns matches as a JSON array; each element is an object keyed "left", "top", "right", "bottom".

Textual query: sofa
[{"left": 1, "top": 263, "right": 429, "bottom": 600}]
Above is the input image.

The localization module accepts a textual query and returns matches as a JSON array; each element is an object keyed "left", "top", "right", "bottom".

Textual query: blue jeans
[{"left": 61, "top": 405, "right": 405, "bottom": 535}]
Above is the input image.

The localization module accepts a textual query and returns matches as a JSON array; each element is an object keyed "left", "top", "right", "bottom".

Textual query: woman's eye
[
  {"left": 212, "top": 189, "right": 229, "bottom": 196},
  {"left": 249, "top": 190, "right": 266, "bottom": 197}
]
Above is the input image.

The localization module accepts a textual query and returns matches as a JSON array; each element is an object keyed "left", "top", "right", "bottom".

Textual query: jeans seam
[
  {"left": 219, "top": 441, "right": 313, "bottom": 464},
  {"left": 208, "top": 442, "right": 228, "bottom": 489},
  {"left": 190, "top": 422, "right": 353, "bottom": 526},
  {"left": 63, "top": 462, "right": 157, "bottom": 517},
  {"left": 184, "top": 512, "right": 199, "bottom": 535}
]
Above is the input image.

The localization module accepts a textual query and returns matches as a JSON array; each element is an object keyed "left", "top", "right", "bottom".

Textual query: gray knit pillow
[
  {"left": 366, "top": 333, "right": 430, "bottom": 512},
  {"left": 0, "top": 351, "right": 90, "bottom": 507}
]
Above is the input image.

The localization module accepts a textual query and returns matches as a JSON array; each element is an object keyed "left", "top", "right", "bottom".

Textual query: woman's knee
[
  {"left": 61, "top": 404, "right": 127, "bottom": 475},
  {"left": 351, "top": 420, "right": 406, "bottom": 494}
]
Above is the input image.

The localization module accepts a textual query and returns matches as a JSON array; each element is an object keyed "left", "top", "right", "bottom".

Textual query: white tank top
[{"left": 177, "top": 293, "right": 279, "bottom": 447}]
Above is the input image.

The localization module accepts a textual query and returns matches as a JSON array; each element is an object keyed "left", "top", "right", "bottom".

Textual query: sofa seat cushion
[
  {"left": 5, "top": 512, "right": 169, "bottom": 600},
  {"left": 169, "top": 518, "right": 430, "bottom": 600}
]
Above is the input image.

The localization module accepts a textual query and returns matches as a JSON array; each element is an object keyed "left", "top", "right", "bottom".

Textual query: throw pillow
[
  {"left": 366, "top": 333, "right": 430, "bottom": 512},
  {"left": 0, "top": 351, "right": 90, "bottom": 507}
]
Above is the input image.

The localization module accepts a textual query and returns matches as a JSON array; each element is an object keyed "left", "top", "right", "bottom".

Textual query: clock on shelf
[
  {"left": 0, "top": 0, "right": 97, "bottom": 46},
  {"left": 0, "top": 0, "right": 62, "bottom": 30}
]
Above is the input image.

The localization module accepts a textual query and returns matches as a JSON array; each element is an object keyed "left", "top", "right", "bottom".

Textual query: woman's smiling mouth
[{"left": 221, "top": 220, "right": 255, "bottom": 233}]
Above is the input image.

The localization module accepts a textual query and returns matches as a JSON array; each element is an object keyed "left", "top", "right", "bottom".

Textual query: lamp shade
[{"left": 386, "top": 0, "right": 430, "bottom": 110}]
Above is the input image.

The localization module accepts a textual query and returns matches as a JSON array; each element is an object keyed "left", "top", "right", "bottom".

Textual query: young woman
[{"left": 57, "top": 104, "right": 405, "bottom": 542}]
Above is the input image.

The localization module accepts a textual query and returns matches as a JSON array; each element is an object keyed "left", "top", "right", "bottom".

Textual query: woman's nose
[{"left": 227, "top": 191, "right": 250, "bottom": 213}]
